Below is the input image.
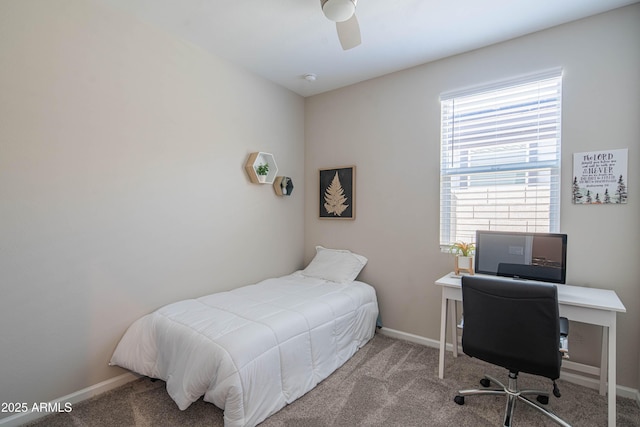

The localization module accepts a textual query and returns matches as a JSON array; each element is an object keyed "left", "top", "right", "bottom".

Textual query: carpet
[{"left": 27, "top": 333, "right": 640, "bottom": 426}]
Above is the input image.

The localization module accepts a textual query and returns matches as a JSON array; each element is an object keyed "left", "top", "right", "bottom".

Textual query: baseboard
[
  {"left": 0, "top": 372, "right": 139, "bottom": 427},
  {"left": 378, "top": 327, "right": 442, "bottom": 349},
  {"left": 378, "top": 327, "right": 639, "bottom": 400}
]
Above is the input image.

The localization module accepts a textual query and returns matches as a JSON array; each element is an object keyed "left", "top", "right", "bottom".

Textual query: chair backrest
[{"left": 461, "top": 275, "right": 562, "bottom": 380}]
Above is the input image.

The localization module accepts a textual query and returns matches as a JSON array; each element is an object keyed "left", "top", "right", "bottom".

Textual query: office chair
[{"left": 454, "top": 275, "right": 571, "bottom": 427}]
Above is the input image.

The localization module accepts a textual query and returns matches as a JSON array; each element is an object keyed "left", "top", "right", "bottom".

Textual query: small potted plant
[
  {"left": 256, "top": 163, "right": 269, "bottom": 183},
  {"left": 449, "top": 241, "right": 475, "bottom": 275}
]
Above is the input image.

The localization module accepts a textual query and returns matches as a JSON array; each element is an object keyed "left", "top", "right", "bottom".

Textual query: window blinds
[{"left": 440, "top": 70, "right": 563, "bottom": 246}]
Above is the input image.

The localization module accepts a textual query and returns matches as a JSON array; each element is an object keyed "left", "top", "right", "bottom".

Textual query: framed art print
[
  {"left": 319, "top": 166, "right": 355, "bottom": 219},
  {"left": 572, "top": 148, "right": 628, "bottom": 204}
]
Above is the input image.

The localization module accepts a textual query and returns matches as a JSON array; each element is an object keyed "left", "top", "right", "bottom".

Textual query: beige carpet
[{"left": 27, "top": 334, "right": 640, "bottom": 426}]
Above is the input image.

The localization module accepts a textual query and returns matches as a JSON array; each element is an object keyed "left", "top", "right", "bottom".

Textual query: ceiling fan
[{"left": 320, "top": 0, "right": 361, "bottom": 50}]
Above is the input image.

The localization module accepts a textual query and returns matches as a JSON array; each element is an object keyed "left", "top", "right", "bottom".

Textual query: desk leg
[
  {"left": 607, "top": 320, "right": 616, "bottom": 427},
  {"left": 438, "top": 295, "right": 448, "bottom": 379},
  {"left": 600, "top": 327, "right": 608, "bottom": 396},
  {"left": 450, "top": 301, "right": 458, "bottom": 358}
]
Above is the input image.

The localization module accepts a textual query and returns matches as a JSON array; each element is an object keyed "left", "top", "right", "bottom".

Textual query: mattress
[{"left": 109, "top": 271, "right": 379, "bottom": 426}]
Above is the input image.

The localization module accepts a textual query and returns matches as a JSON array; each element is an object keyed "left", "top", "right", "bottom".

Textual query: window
[{"left": 439, "top": 69, "right": 562, "bottom": 247}]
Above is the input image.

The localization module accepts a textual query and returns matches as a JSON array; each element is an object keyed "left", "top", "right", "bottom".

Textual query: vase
[{"left": 454, "top": 255, "right": 474, "bottom": 275}]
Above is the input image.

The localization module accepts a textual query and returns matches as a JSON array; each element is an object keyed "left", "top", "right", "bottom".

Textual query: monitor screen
[{"left": 474, "top": 230, "right": 567, "bottom": 284}]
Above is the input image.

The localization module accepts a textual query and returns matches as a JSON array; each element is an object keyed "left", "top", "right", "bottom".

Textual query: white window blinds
[{"left": 440, "top": 70, "right": 563, "bottom": 246}]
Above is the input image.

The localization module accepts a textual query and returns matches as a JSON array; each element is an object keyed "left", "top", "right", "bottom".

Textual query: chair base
[{"left": 454, "top": 372, "right": 571, "bottom": 427}]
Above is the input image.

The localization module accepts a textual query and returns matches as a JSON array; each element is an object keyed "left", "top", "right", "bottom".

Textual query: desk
[{"left": 435, "top": 273, "right": 626, "bottom": 427}]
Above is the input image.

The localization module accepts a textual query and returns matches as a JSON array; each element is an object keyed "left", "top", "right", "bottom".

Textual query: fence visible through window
[{"left": 440, "top": 70, "right": 562, "bottom": 246}]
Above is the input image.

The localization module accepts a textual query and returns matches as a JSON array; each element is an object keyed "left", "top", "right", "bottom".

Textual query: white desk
[{"left": 435, "top": 273, "right": 626, "bottom": 427}]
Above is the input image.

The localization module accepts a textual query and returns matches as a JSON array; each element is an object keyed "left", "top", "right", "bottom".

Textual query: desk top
[{"left": 435, "top": 273, "right": 626, "bottom": 313}]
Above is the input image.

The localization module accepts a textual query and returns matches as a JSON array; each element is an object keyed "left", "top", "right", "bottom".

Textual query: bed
[{"left": 109, "top": 246, "right": 378, "bottom": 427}]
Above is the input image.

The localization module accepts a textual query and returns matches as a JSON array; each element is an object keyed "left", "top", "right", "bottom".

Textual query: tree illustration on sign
[
  {"left": 324, "top": 172, "right": 349, "bottom": 216},
  {"left": 616, "top": 174, "right": 627, "bottom": 204},
  {"left": 572, "top": 177, "right": 583, "bottom": 204}
]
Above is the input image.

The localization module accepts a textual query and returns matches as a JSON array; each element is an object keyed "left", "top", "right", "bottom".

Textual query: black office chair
[{"left": 453, "top": 276, "right": 571, "bottom": 427}]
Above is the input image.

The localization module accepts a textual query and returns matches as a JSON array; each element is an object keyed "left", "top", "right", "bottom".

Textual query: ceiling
[{"left": 94, "top": 0, "right": 637, "bottom": 97}]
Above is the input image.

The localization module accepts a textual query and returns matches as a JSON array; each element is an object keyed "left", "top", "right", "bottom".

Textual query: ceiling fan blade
[{"left": 336, "top": 14, "right": 361, "bottom": 50}]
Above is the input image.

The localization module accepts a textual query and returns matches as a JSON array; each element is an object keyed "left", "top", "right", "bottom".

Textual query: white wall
[
  {"left": 0, "top": 0, "right": 304, "bottom": 418},
  {"left": 305, "top": 4, "right": 639, "bottom": 389}
]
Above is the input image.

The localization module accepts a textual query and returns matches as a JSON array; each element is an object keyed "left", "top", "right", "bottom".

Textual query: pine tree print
[
  {"left": 604, "top": 188, "right": 611, "bottom": 204},
  {"left": 572, "top": 177, "right": 583, "bottom": 204},
  {"left": 324, "top": 172, "right": 349, "bottom": 216},
  {"left": 616, "top": 174, "right": 628, "bottom": 204}
]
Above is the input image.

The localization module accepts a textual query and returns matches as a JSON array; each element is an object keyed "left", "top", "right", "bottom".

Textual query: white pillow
[{"left": 301, "top": 246, "right": 368, "bottom": 284}]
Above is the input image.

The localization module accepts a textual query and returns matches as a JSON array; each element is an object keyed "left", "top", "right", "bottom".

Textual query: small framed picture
[
  {"left": 319, "top": 166, "right": 355, "bottom": 219},
  {"left": 572, "top": 148, "right": 628, "bottom": 204}
]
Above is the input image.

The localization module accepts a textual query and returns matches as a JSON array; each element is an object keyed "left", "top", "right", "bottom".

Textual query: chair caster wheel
[
  {"left": 537, "top": 395, "right": 549, "bottom": 405},
  {"left": 454, "top": 395, "right": 465, "bottom": 405},
  {"left": 480, "top": 378, "right": 491, "bottom": 388}
]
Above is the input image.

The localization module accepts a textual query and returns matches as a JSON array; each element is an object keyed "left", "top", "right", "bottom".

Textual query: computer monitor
[{"left": 474, "top": 230, "right": 567, "bottom": 284}]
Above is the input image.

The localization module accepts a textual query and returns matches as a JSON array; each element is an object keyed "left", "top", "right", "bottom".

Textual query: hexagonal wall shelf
[
  {"left": 273, "top": 176, "right": 294, "bottom": 196},
  {"left": 244, "top": 152, "right": 278, "bottom": 184}
]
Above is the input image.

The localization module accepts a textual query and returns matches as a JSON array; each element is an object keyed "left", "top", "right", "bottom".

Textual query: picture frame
[
  {"left": 319, "top": 166, "right": 355, "bottom": 219},
  {"left": 572, "top": 148, "right": 628, "bottom": 204}
]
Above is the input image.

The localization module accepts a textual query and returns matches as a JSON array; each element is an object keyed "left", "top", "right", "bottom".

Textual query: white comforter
[{"left": 110, "top": 271, "right": 378, "bottom": 427}]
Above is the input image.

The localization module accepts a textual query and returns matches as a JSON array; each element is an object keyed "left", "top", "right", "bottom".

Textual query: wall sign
[{"left": 572, "top": 148, "right": 628, "bottom": 204}]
